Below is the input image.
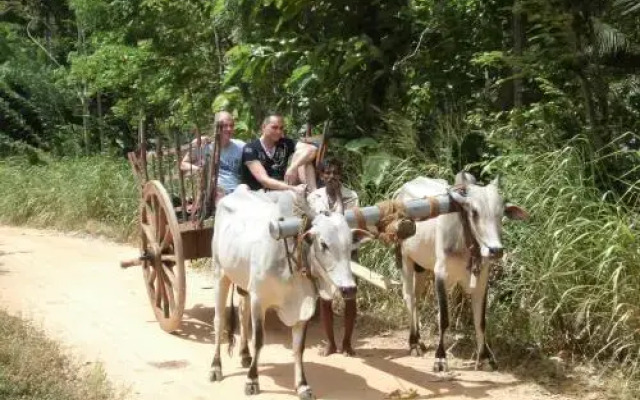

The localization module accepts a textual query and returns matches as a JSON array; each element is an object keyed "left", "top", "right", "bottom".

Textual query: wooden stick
[
  {"left": 350, "top": 261, "right": 400, "bottom": 291},
  {"left": 203, "top": 117, "right": 222, "bottom": 223},
  {"left": 175, "top": 130, "right": 188, "bottom": 222},
  {"left": 156, "top": 123, "right": 165, "bottom": 185},
  {"left": 139, "top": 112, "right": 148, "bottom": 182}
]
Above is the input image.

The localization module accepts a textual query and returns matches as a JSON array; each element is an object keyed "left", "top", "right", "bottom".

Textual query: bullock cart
[{"left": 118, "top": 117, "right": 462, "bottom": 333}]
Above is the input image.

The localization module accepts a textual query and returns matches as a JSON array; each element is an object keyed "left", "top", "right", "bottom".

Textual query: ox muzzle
[{"left": 340, "top": 285, "right": 357, "bottom": 300}]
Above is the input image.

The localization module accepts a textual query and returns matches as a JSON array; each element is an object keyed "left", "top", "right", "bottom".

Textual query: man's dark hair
[
  {"left": 319, "top": 156, "right": 343, "bottom": 175},
  {"left": 261, "top": 113, "right": 283, "bottom": 125}
]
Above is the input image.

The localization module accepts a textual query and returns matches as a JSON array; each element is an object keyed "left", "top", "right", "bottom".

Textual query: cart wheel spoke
[
  {"left": 160, "top": 229, "right": 173, "bottom": 252},
  {"left": 162, "top": 261, "right": 176, "bottom": 286},
  {"left": 144, "top": 202, "right": 157, "bottom": 238},
  {"left": 163, "top": 278, "right": 176, "bottom": 315},
  {"left": 147, "top": 267, "right": 157, "bottom": 286},
  {"left": 154, "top": 197, "right": 163, "bottom": 239},
  {"left": 154, "top": 271, "right": 163, "bottom": 308}
]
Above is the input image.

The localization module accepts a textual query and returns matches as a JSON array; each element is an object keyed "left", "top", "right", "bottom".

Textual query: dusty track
[{"left": 0, "top": 225, "right": 574, "bottom": 400}]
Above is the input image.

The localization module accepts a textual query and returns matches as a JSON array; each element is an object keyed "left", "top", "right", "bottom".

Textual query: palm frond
[
  {"left": 592, "top": 19, "right": 632, "bottom": 58},
  {"left": 614, "top": 0, "right": 640, "bottom": 16}
]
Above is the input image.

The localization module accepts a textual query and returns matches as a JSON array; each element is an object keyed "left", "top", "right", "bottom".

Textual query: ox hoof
[
  {"left": 409, "top": 342, "right": 426, "bottom": 357},
  {"left": 297, "top": 386, "right": 315, "bottom": 400},
  {"left": 433, "top": 358, "right": 449, "bottom": 373},
  {"left": 475, "top": 358, "right": 498, "bottom": 372},
  {"left": 209, "top": 368, "right": 223, "bottom": 382},
  {"left": 322, "top": 343, "right": 338, "bottom": 357},
  {"left": 245, "top": 381, "right": 260, "bottom": 396},
  {"left": 241, "top": 356, "right": 252, "bottom": 368}
]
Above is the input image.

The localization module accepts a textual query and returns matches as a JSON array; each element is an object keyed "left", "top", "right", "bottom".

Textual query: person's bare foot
[
  {"left": 322, "top": 342, "right": 337, "bottom": 356},
  {"left": 341, "top": 342, "right": 356, "bottom": 357}
]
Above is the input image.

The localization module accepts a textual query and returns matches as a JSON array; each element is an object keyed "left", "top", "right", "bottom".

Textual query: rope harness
[
  {"left": 350, "top": 199, "right": 416, "bottom": 246},
  {"left": 449, "top": 185, "right": 482, "bottom": 276},
  {"left": 283, "top": 200, "right": 313, "bottom": 277}
]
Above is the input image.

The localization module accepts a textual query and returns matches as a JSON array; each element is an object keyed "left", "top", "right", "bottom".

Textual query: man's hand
[{"left": 291, "top": 184, "right": 307, "bottom": 196}]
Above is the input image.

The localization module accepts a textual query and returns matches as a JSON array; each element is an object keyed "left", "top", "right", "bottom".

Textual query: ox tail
[{"left": 227, "top": 284, "right": 237, "bottom": 357}]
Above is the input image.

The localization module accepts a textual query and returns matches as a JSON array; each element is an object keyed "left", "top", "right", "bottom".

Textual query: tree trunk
[
  {"left": 513, "top": 0, "right": 524, "bottom": 109},
  {"left": 97, "top": 91, "right": 103, "bottom": 153}
]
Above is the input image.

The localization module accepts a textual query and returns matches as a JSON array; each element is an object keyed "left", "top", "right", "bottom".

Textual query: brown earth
[{"left": 0, "top": 225, "right": 592, "bottom": 400}]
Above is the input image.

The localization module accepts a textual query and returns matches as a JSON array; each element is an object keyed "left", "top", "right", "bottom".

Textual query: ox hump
[{"left": 394, "top": 176, "right": 449, "bottom": 201}]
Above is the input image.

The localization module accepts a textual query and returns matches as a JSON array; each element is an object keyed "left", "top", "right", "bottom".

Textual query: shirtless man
[{"left": 308, "top": 157, "right": 359, "bottom": 356}]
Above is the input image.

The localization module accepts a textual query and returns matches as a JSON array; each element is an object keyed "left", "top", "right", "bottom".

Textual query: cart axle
[{"left": 120, "top": 252, "right": 153, "bottom": 269}]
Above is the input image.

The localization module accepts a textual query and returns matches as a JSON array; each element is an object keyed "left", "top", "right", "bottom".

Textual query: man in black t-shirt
[{"left": 241, "top": 114, "right": 317, "bottom": 194}]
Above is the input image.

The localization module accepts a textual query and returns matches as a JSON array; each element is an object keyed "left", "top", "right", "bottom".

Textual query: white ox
[
  {"left": 394, "top": 172, "right": 528, "bottom": 372},
  {"left": 209, "top": 185, "right": 366, "bottom": 400}
]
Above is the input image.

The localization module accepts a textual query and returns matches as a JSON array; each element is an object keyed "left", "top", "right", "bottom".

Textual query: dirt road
[{"left": 0, "top": 225, "right": 575, "bottom": 400}]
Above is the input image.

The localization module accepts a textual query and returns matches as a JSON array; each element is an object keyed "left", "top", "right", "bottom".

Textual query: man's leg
[
  {"left": 298, "top": 163, "right": 317, "bottom": 191},
  {"left": 320, "top": 298, "right": 337, "bottom": 356},
  {"left": 342, "top": 249, "right": 359, "bottom": 356},
  {"left": 342, "top": 298, "right": 357, "bottom": 356},
  {"left": 289, "top": 150, "right": 317, "bottom": 191}
]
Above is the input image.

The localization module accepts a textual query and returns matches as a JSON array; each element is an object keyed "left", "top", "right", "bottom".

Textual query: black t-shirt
[{"left": 241, "top": 137, "right": 297, "bottom": 190}]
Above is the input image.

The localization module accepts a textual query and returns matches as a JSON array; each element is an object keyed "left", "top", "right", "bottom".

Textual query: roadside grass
[
  {"left": 0, "top": 309, "right": 125, "bottom": 400},
  {"left": 0, "top": 156, "right": 138, "bottom": 242}
]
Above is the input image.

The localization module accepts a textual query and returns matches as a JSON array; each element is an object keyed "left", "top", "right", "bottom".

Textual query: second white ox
[
  {"left": 209, "top": 185, "right": 366, "bottom": 400},
  {"left": 394, "top": 172, "right": 528, "bottom": 372}
]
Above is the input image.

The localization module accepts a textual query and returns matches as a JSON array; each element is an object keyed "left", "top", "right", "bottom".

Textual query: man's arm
[
  {"left": 246, "top": 161, "right": 301, "bottom": 192},
  {"left": 179, "top": 137, "right": 211, "bottom": 172},
  {"left": 180, "top": 149, "right": 200, "bottom": 172}
]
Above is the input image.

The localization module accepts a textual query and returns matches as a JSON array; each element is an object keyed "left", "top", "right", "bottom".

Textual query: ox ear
[
  {"left": 490, "top": 175, "right": 501, "bottom": 188},
  {"left": 505, "top": 203, "right": 529, "bottom": 221},
  {"left": 455, "top": 171, "right": 476, "bottom": 186},
  {"left": 351, "top": 228, "right": 375, "bottom": 249}
]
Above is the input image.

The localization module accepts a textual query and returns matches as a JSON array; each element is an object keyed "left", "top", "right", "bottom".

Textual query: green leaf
[
  {"left": 345, "top": 137, "right": 378, "bottom": 153},
  {"left": 212, "top": 0, "right": 226, "bottom": 16},
  {"left": 362, "top": 152, "right": 398, "bottom": 186}
]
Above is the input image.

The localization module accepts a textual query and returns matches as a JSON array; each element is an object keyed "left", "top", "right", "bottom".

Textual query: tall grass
[
  {"left": 485, "top": 140, "right": 640, "bottom": 392},
  {"left": 0, "top": 156, "right": 138, "bottom": 241}
]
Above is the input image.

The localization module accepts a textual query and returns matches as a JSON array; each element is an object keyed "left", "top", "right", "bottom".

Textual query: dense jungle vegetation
[{"left": 1, "top": 0, "right": 639, "bottom": 397}]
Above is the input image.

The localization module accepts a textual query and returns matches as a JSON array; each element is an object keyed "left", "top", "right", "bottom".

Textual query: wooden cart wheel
[{"left": 139, "top": 180, "right": 186, "bottom": 332}]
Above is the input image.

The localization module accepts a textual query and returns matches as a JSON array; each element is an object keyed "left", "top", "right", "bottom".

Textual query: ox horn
[{"left": 448, "top": 188, "right": 469, "bottom": 206}]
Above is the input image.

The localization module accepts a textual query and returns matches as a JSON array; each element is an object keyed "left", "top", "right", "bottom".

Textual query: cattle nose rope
[{"left": 449, "top": 186, "right": 482, "bottom": 277}]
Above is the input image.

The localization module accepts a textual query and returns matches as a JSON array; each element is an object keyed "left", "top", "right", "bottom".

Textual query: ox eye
[
  {"left": 471, "top": 209, "right": 479, "bottom": 219},
  {"left": 320, "top": 242, "right": 329, "bottom": 251}
]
